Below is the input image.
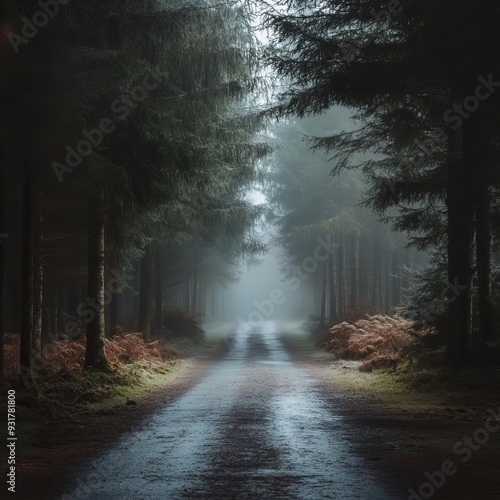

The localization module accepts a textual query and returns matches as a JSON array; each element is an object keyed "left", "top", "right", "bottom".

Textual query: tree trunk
[
  {"left": 132, "top": 259, "right": 140, "bottom": 329},
  {"left": 372, "top": 237, "right": 382, "bottom": 312},
  {"left": 337, "top": 233, "right": 346, "bottom": 321},
  {"left": 350, "top": 232, "right": 359, "bottom": 310},
  {"left": 446, "top": 124, "right": 474, "bottom": 364},
  {"left": 51, "top": 289, "right": 58, "bottom": 334},
  {"left": 385, "top": 246, "right": 391, "bottom": 315},
  {"left": 312, "top": 272, "right": 321, "bottom": 312},
  {"left": 185, "top": 272, "right": 191, "bottom": 311},
  {"left": 402, "top": 246, "right": 413, "bottom": 301},
  {"left": 475, "top": 186, "right": 493, "bottom": 347},
  {"left": 32, "top": 186, "right": 43, "bottom": 361},
  {"left": 319, "top": 261, "right": 327, "bottom": 327},
  {"left": 85, "top": 191, "right": 109, "bottom": 370},
  {"left": 210, "top": 284, "right": 217, "bottom": 317},
  {"left": 154, "top": 247, "right": 163, "bottom": 335},
  {"left": 358, "top": 235, "right": 367, "bottom": 304},
  {"left": 138, "top": 245, "right": 154, "bottom": 340},
  {"left": 328, "top": 252, "right": 338, "bottom": 323},
  {"left": 473, "top": 130, "right": 493, "bottom": 356},
  {"left": 198, "top": 278, "right": 206, "bottom": 317},
  {"left": 20, "top": 142, "right": 34, "bottom": 381},
  {"left": 192, "top": 268, "right": 198, "bottom": 315},
  {"left": 56, "top": 286, "right": 65, "bottom": 334},
  {"left": 0, "top": 137, "right": 6, "bottom": 379},
  {"left": 392, "top": 249, "right": 401, "bottom": 310}
]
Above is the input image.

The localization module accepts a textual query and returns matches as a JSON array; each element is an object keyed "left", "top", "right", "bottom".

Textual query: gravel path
[{"left": 59, "top": 321, "right": 403, "bottom": 499}]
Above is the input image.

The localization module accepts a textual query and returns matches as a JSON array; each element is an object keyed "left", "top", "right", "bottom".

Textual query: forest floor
[{"left": 4, "top": 321, "right": 500, "bottom": 499}]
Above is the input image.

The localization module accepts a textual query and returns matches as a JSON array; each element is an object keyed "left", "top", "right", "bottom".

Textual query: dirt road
[{"left": 57, "top": 322, "right": 403, "bottom": 499}]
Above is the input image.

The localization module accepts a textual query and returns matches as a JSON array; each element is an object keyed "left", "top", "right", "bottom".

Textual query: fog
[
  {"left": 213, "top": 105, "right": 422, "bottom": 330},
  {"left": 221, "top": 246, "right": 308, "bottom": 327}
]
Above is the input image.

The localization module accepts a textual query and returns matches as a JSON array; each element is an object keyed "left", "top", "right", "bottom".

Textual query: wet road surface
[{"left": 62, "top": 322, "right": 404, "bottom": 499}]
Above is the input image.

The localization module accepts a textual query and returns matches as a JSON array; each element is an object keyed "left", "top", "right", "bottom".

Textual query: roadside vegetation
[
  {"left": 313, "top": 315, "right": 500, "bottom": 414},
  {"left": 2, "top": 310, "right": 207, "bottom": 418}
]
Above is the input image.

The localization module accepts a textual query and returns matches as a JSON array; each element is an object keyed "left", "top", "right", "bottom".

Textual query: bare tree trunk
[
  {"left": 328, "top": 252, "right": 338, "bottom": 323},
  {"left": 132, "top": 259, "right": 140, "bottom": 329},
  {"left": 20, "top": 142, "right": 34, "bottom": 381},
  {"left": 138, "top": 246, "right": 155, "bottom": 340},
  {"left": 192, "top": 268, "right": 198, "bottom": 315},
  {"left": 446, "top": 123, "right": 473, "bottom": 364},
  {"left": 56, "top": 286, "right": 65, "bottom": 334},
  {"left": 32, "top": 242, "right": 43, "bottom": 355},
  {"left": 50, "top": 289, "right": 57, "bottom": 334},
  {"left": 0, "top": 133, "right": 6, "bottom": 379},
  {"left": 392, "top": 249, "right": 401, "bottom": 310},
  {"left": 372, "top": 237, "right": 381, "bottom": 313},
  {"left": 154, "top": 247, "right": 163, "bottom": 335},
  {"left": 402, "top": 246, "right": 413, "bottom": 301},
  {"left": 320, "top": 261, "right": 327, "bottom": 327},
  {"left": 337, "top": 233, "right": 346, "bottom": 321},
  {"left": 32, "top": 186, "right": 43, "bottom": 360},
  {"left": 67, "top": 284, "right": 80, "bottom": 338},
  {"left": 184, "top": 271, "right": 192, "bottom": 311},
  {"left": 358, "top": 235, "right": 367, "bottom": 304},
  {"left": 350, "top": 232, "right": 359, "bottom": 310},
  {"left": 475, "top": 182, "right": 493, "bottom": 351},
  {"left": 198, "top": 277, "right": 206, "bottom": 317},
  {"left": 139, "top": 245, "right": 154, "bottom": 339},
  {"left": 471, "top": 125, "right": 493, "bottom": 357},
  {"left": 85, "top": 191, "right": 109, "bottom": 370},
  {"left": 385, "top": 246, "right": 391, "bottom": 315}
]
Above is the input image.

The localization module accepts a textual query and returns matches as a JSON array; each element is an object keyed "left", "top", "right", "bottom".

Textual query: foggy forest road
[{"left": 62, "top": 322, "right": 404, "bottom": 500}]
